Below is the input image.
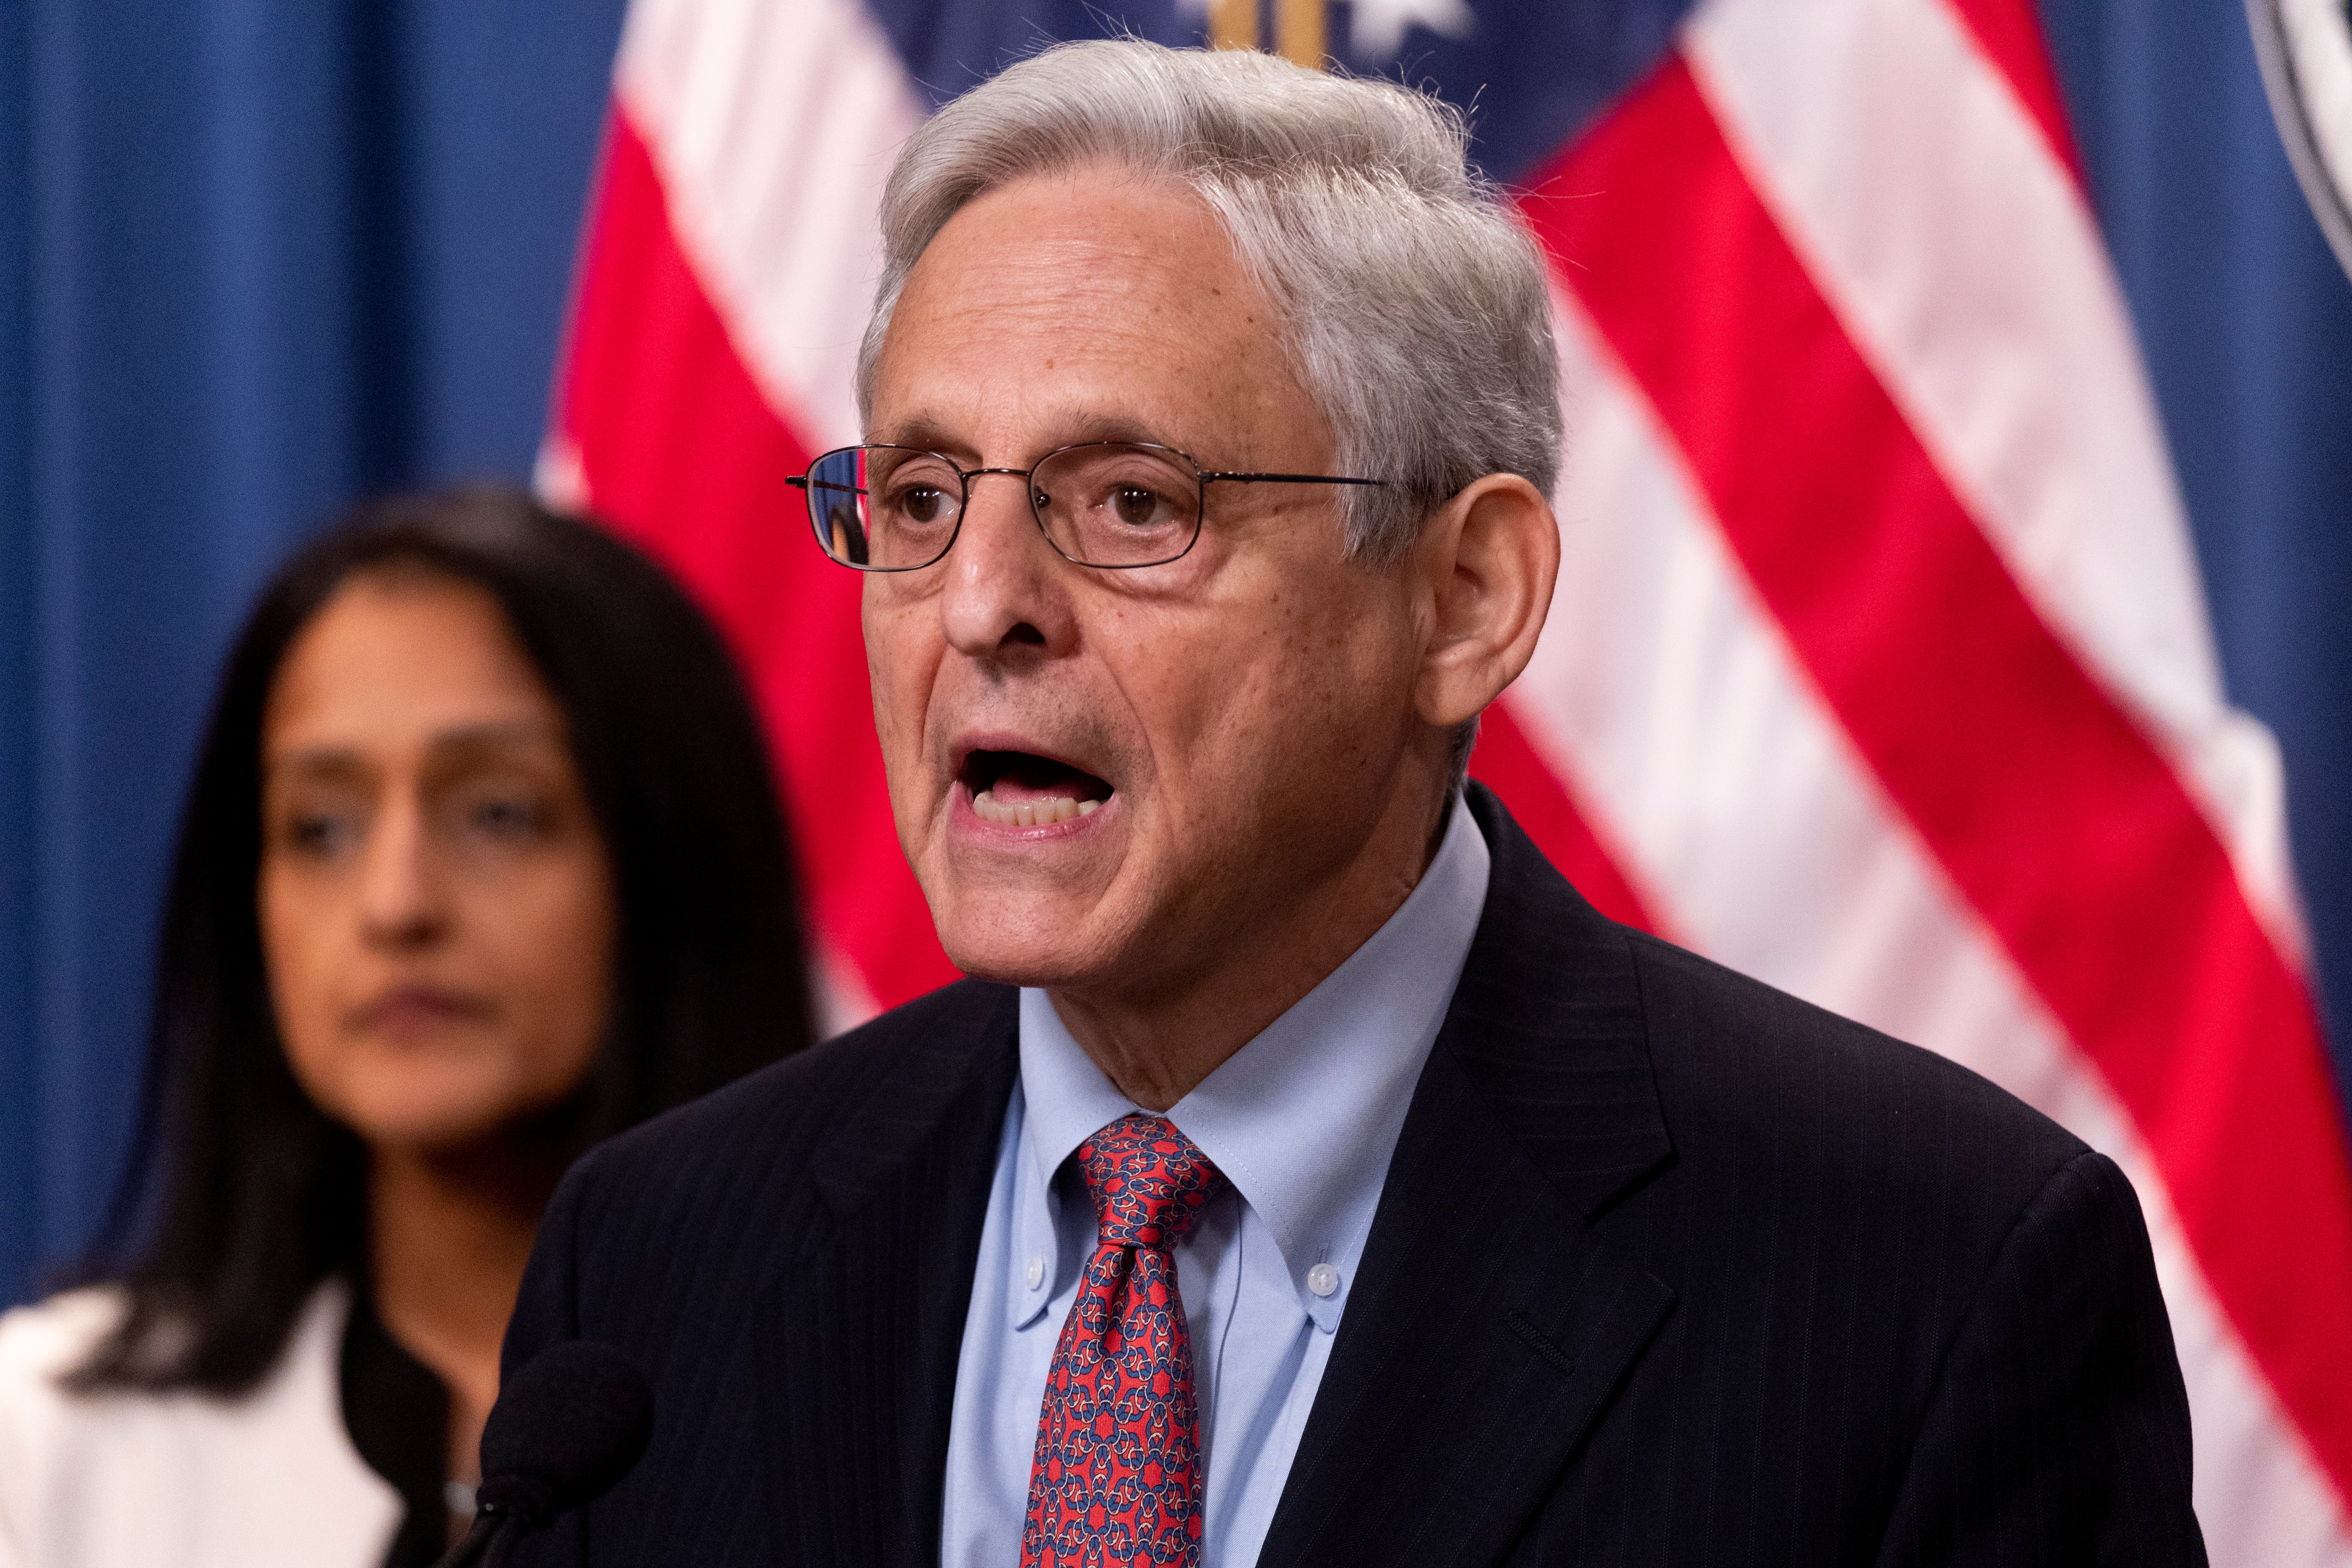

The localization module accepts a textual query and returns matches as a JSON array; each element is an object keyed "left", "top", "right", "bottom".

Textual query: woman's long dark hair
[{"left": 68, "top": 485, "right": 818, "bottom": 1394}]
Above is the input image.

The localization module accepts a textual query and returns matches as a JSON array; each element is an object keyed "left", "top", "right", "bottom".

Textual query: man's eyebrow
[
  {"left": 1050, "top": 414, "right": 1174, "bottom": 450},
  {"left": 866, "top": 417, "right": 968, "bottom": 457},
  {"left": 870, "top": 413, "right": 1179, "bottom": 460}
]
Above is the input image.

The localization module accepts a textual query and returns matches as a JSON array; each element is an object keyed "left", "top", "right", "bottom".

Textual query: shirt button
[
  {"left": 1025, "top": 1256, "right": 1045, "bottom": 1292},
  {"left": 1306, "top": 1263, "right": 1340, "bottom": 1298}
]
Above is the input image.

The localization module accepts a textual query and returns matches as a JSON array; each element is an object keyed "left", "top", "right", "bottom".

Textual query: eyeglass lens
[{"left": 804, "top": 444, "right": 1205, "bottom": 571}]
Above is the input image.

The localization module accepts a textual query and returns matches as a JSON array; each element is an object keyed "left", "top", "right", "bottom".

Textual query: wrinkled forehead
[{"left": 867, "top": 169, "right": 1318, "bottom": 463}]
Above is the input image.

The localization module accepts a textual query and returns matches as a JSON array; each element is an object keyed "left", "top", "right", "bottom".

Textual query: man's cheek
[{"left": 864, "top": 638, "right": 924, "bottom": 757}]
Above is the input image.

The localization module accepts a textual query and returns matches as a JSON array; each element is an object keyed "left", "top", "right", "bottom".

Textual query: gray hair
[{"left": 855, "top": 39, "right": 1562, "bottom": 569}]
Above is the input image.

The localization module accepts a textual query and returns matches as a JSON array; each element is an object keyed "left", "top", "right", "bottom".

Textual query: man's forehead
[
  {"left": 898, "top": 175, "right": 1256, "bottom": 325},
  {"left": 871, "top": 173, "right": 1313, "bottom": 462}
]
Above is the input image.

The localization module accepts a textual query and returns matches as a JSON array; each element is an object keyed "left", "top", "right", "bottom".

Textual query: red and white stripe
[{"left": 546, "top": 0, "right": 2352, "bottom": 1558}]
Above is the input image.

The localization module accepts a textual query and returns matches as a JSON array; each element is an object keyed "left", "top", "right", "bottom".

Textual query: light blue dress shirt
[{"left": 939, "top": 795, "right": 1493, "bottom": 1568}]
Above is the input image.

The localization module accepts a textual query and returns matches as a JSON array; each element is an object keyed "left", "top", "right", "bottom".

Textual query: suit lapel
[
  {"left": 1259, "top": 787, "right": 1679, "bottom": 1568},
  {"left": 755, "top": 983, "right": 1020, "bottom": 1568}
]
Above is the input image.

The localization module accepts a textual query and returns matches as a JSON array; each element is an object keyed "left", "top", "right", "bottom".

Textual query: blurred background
[
  {"left": 2, "top": 0, "right": 628, "bottom": 1291},
  {"left": 5, "top": 0, "right": 2351, "bottom": 1560}
]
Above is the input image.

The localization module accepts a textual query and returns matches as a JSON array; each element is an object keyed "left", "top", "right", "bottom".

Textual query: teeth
[{"left": 971, "top": 789, "right": 1103, "bottom": 826}]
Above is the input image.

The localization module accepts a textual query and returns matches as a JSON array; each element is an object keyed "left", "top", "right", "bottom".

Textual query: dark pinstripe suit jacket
[{"left": 504, "top": 785, "right": 2205, "bottom": 1566}]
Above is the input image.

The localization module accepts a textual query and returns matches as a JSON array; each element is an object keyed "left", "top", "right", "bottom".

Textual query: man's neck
[{"left": 1048, "top": 786, "right": 1457, "bottom": 1111}]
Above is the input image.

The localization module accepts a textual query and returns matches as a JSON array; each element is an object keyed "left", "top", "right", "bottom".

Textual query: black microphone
[{"left": 437, "top": 1341, "right": 654, "bottom": 1568}]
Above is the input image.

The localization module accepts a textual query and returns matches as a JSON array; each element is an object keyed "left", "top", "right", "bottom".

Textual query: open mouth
[{"left": 961, "top": 748, "right": 1113, "bottom": 828}]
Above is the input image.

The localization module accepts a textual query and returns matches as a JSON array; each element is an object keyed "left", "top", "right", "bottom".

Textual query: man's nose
[
  {"left": 357, "top": 793, "right": 452, "bottom": 949},
  {"left": 937, "top": 470, "right": 1072, "bottom": 658}
]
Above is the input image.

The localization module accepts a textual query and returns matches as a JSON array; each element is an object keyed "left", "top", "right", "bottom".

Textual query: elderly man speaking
[{"left": 503, "top": 38, "right": 2202, "bottom": 1568}]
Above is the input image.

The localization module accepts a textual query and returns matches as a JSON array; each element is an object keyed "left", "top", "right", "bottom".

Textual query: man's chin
[
  {"left": 929, "top": 894, "right": 1132, "bottom": 995},
  {"left": 937, "top": 933, "right": 1110, "bottom": 993}
]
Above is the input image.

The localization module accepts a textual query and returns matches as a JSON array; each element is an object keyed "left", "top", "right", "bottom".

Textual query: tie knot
[{"left": 1077, "top": 1115, "right": 1221, "bottom": 1251}]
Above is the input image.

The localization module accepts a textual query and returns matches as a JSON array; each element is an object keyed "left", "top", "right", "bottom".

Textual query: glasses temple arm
[{"left": 1201, "top": 473, "right": 1390, "bottom": 487}]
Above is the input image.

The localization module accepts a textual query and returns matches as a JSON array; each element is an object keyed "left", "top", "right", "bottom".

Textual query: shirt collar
[{"left": 1013, "top": 793, "right": 1492, "bottom": 1331}]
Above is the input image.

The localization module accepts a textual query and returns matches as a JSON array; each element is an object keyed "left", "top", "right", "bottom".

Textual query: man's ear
[{"left": 1412, "top": 473, "right": 1560, "bottom": 730}]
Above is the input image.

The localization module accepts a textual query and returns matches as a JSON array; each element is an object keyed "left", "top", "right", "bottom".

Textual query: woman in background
[{"left": 0, "top": 487, "right": 817, "bottom": 1568}]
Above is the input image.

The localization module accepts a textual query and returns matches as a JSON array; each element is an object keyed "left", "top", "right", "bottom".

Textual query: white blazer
[{"left": 0, "top": 1283, "right": 402, "bottom": 1568}]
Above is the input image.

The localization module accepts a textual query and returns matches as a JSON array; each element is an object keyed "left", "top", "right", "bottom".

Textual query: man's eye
[
  {"left": 898, "top": 486, "right": 952, "bottom": 524},
  {"left": 1110, "top": 485, "right": 1166, "bottom": 527}
]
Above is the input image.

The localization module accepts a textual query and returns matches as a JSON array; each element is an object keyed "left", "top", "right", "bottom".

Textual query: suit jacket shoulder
[
  {"left": 1624, "top": 920, "right": 2090, "bottom": 1242},
  {"left": 505, "top": 978, "right": 1022, "bottom": 1568},
  {"left": 518, "top": 978, "right": 1017, "bottom": 1337}
]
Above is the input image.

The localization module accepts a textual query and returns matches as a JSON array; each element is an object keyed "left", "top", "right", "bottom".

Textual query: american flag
[{"left": 538, "top": 0, "right": 2352, "bottom": 1559}]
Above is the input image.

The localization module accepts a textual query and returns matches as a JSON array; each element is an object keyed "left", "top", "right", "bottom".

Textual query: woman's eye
[
  {"left": 466, "top": 795, "right": 546, "bottom": 840},
  {"left": 286, "top": 811, "right": 358, "bottom": 857}
]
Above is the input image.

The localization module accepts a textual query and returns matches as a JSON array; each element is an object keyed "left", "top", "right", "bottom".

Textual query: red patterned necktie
[{"left": 1021, "top": 1114, "right": 1224, "bottom": 1568}]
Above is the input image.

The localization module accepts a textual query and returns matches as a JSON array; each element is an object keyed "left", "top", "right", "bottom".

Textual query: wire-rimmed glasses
[{"left": 786, "top": 441, "right": 1389, "bottom": 572}]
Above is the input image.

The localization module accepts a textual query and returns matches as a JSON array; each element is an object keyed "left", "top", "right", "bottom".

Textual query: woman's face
[{"left": 259, "top": 570, "right": 618, "bottom": 1153}]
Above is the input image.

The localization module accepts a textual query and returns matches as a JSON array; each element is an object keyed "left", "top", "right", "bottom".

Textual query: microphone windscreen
[{"left": 477, "top": 1341, "right": 654, "bottom": 1524}]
